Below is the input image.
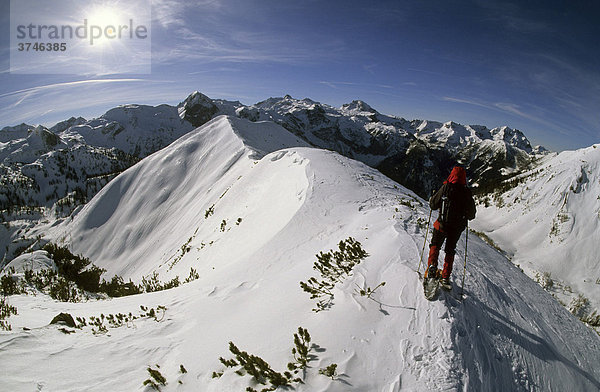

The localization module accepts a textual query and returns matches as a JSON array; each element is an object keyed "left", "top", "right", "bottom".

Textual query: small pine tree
[
  {"left": 0, "top": 296, "right": 18, "bottom": 331},
  {"left": 319, "top": 363, "right": 338, "bottom": 379},
  {"left": 289, "top": 327, "right": 311, "bottom": 372},
  {"left": 569, "top": 294, "right": 590, "bottom": 319},
  {"left": 143, "top": 366, "right": 167, "bottom": 391},
  {"left": 300, "top": 237, "right": 369, "bottom": 312},
  {"left": 1, "top": 274, "right": 21, "bottom": 296}
]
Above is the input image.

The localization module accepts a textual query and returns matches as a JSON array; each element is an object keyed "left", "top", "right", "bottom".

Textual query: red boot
[
  {"left": 442, "top": 253, "right": 454, "bottom": 280},
  {"left": 426, "top": 246, "right": 440, "bottom": 278}
]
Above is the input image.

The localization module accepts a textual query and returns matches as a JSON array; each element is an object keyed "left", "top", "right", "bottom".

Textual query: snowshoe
[
  {"left": 440, "top": 277, "right": 452, "bottom": 291},
  {"left": 423, "top": 268, "right": 441, "bottom": 300}
]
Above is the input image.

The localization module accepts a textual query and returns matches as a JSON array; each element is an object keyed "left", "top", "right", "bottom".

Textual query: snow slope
[
  {"left": 61, "top": 104, "right": 193, "bottom": 157},
  {"left": 472, "top": 144, "right": 600, "bottom": 312},
  {"left": 0, "top": 91, "right": 541, "bottom": 265},
  {"left": 1, "top": 116, "right": 599, "bottom": 391},
  {"left": 44, "top": 116, "right": 311, "bottom": 279},
  {"left": 0, "top": 103, "right": 193, "bottom": 265}
]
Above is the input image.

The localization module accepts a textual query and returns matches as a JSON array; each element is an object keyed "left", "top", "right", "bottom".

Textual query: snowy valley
[
  {"left": 0, "top": 93, "right": 599, "bottom": 391},
  {"left": 472, "top": 144, "right": 600, "bottom": 320}
]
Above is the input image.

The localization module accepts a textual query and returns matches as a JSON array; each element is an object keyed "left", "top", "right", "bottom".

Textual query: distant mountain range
[
  {"left": 0, "top": 91, "right": 544, "bottom": 217},
  {"left": 181, "top": 91, "right": 545, "bottom": 197}
]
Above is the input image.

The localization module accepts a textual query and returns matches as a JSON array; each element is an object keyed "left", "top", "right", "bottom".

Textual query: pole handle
[{"left": 418, "top": 208, "right": 433, "bottom": 273}]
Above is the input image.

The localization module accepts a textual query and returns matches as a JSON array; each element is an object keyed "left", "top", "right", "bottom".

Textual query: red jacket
[{"left": 430, "top": 166, "right": 476, "bottom": 232}]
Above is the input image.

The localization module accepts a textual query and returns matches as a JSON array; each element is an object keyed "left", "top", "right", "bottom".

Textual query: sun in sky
[
  {"left": 87, "top": 4, "right": 126, "bottom": 47},
  {"left": 65, "top": 0, "right": 151, "bottom": 73}
]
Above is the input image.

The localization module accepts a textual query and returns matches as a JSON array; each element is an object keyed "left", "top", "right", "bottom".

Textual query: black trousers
[{"left": 430, "top": 226, "right": 463, "bottom": 256}]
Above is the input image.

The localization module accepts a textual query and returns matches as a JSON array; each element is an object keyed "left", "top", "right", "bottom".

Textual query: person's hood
[{"left": 445, "top": 166, "right": 467, "bottom": 185}]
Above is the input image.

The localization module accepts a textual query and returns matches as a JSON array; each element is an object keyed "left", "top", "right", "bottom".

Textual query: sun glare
[{"left": 87, "top": 6, "right": 124, "bottom": 47}]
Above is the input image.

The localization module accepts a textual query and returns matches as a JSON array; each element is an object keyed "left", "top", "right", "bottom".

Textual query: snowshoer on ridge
[{"left": 426, "top": 166, "right": 476, "bottom": 290}]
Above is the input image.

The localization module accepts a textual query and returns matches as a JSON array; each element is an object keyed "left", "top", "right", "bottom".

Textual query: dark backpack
[
  {"left": 439, "top": 191, "right": 451, "bottom": 225},
  {"left": 437, "top": 183, "right": 465, "bottom": 228}
]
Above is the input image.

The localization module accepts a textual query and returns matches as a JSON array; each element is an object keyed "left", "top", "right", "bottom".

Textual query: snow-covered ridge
[
  {"left": 0, "top": 104, "right": 194, "bottom": 261},
  {"left": 42, "top": 115, "right": 309, "bottom": 278},
  {"left": 2, "top": 115, "right": 598, "bottom": 391}
]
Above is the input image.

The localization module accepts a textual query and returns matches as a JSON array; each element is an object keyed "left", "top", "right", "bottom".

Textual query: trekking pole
[
  {"left": 460, "top": 222, "right": 468, "bottom": 298},
  {"left": 418, "top": 208, "right": 432, "bottom": 274}
]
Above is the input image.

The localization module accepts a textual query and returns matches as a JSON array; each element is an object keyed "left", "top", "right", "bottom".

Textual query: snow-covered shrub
[
  {"left": 289, "top": 327, "right": 311, "bottom": 373},
  {"left": 569, "top": 294, "right": 590, "bottom": 319},
  {"left": 300, "top": 237, "right": 369, "bottom": 312},
  {"left": 48, "top": 276, "right": 80, "bottom": 302},
  {"left": 43, "top": 243, "right": 104, "bottom": 292},
  {"left": 221, "top": 341, "right": 295, "bottom": 391},
  {"left": 493, "top": 193, "right": 505, "bottom": 208},
  {"left": 582, "top": 311, "right": 600, "bottom": 328},
  {"left": 0, "top": 296, "right": 17, "bottom": 331},
  {"left": 143, "top": 366, "right": 167, "bottom": 391},
  {"left": 9, "top": 245, "right": 190, "bottom": 300},
  {"left": 1, "top": 273, "right": 21, "bottom": 296},
  {"left": 99, "top": 275, "right": 141, "bottom": 297},
  {"left": 535, "top": 271, "right": 553, "bottom": 290},
  {"left": 184, "top": 267, "right": 200, "bottom": 283},
  {"left": 215, "top": 327, "right": 320, "bottom": 391},
  {"left": 205, "top": 204, "right": 215, "bottom": 218},
  {"left": 74, "top": 305, "right": 167, "bottom": 334},
  {"left": 141, "top": 272, "right": 180, "bottom": 293},
  {"left": 319, "top": 363, "right": 338, "bottom": 380},
  {"left": 355, "top": 281, "right": 386, "bottom": 299}
]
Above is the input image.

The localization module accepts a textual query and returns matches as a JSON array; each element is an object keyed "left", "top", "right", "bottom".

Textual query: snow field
[{"left": 1, "top": 116, "right": 599, "bottom": 391}]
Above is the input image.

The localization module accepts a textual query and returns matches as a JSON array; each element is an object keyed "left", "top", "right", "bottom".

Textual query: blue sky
[{"left": 1, "top": 0, "right": 599, "bottom": 151}]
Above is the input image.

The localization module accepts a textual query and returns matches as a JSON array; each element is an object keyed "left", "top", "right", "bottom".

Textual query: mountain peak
[
  {"left": 255, "top": 95, "right": 320, "bottom": 111},
  {"left": 491, "top": 126, "right": 533, "bottom": 153},
  {"left": 27, "top": 125, "right": 61, "bottom": 148},
  {"left": 341, "top": 100, "right": 378, "bottom": 114},
  {"left": 177, "top": 91, "right": 219, "bottom": 127},
  {"left": 50, "top": 116, "right": 87, "bottom": 134},
  {"left": 0, "top": 123, "right": 34, "bottom": 142}
]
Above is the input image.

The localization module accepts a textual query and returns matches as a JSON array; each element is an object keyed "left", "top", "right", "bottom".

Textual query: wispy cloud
[
  {"left": 0, "top": 79, "right": 147, "bottom": 101},
  {"left": 442, "top": 95, "right": 565, "bottom": 133},
  {"left": 0, "top": 79, "right": 187, "bottom": 127},
  {"left": 152, "top": 0, "right": 221, "bottom": 28},
  {"left": 407, "top": 68, "right": 445, "bottom": 76},
  {"left": 150, "top": 0, "right": 349, "bottom": 67},
  {"left": 320, "top": 81, "right": 394, "bottom": 90},
  {"left": 319, "top": 81, "right": 358, "bottom": 89},
  {"left": 442, "top": 96, "right": 493, "bottom": 110},
  {"left": 153, "top": 28, "right": 345, "bottom": 66},
  {"left": 491, "top": 50, "right": 600, "bottom": 137}
]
